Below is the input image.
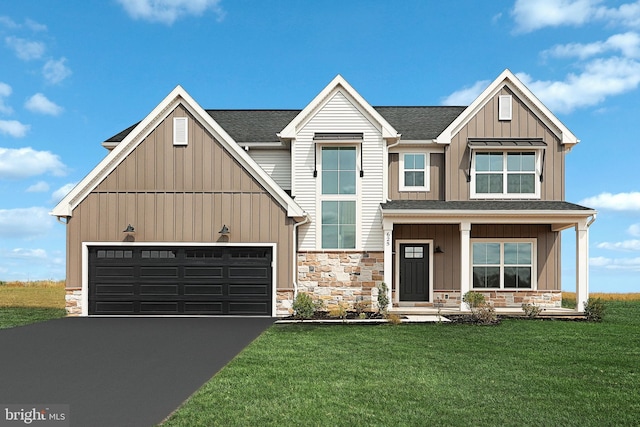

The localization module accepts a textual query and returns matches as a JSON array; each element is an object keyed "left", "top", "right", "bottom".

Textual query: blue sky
[{"left": 0, "top": 0, "right": 639, "bottom": 293}]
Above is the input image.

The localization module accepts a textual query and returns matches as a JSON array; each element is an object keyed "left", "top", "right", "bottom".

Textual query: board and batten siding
[
  {"left": 248, "top": 149, "right": 291, "bottom": 191},
  {"left": 292, "top": 90, "right": 385, "bottom": 251},
  {"left": 66, "top": 105, "right": 295, "bottom": 290},
  {"left": 393, "top": 224, "right": 560, "bottom": 291},
  {"left": 446, "top": 87, "right": 566, "bottom": 201}
]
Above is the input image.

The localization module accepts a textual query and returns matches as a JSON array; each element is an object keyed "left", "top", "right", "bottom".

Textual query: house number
[{"left": 385, "top": 231, "right": 392, "bottom": 247}]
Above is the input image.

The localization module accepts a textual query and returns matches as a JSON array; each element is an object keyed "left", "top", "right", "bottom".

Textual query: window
[
  {"left": 400, "top": 153, "right": 429, "bottom": 191},
  {"left": 472, "top": 151, "right": 538, "bottom": 198},
  {"left": 320, "top": 146, "right": 357, "bottom": 249},
  {"left": 472, "top": 241, "right": 534, "bottom": 289}
]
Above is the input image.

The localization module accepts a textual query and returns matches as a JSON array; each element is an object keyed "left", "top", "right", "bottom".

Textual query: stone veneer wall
[
  {"left": 65, "top": 289, "right": 82, "bottom": 316},
  {"left": 407, "top": 290, "right": 563, "bottom": 309},
  {"left": 295, "top": 251, "right": 384, "bottom": 312}
]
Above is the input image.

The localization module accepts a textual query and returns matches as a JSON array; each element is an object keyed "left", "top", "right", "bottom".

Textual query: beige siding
[
  {"left": 67, "top": 105, "right": 295, "bottom": 290},
  {"left": 446, "top": 88, "right": 566, "bottom": 201},
  {"left": 388, "top": 153, "right": 445, "bottom": 200},
  {"left": 393, "top": 224, "right": 560, "bottom": 292}
]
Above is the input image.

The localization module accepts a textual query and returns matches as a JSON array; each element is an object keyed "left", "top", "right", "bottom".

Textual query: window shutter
[
  {"left": 173, "top": 117, "right": 188, "bottom": 145},
  {"left": 499, "top": 95, "right": 512, "bottom": 121}
]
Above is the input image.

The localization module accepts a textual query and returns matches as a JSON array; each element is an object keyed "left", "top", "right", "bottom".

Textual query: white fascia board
[
  {"left": 279, "top": 75, "right": 400, "bottom": 140},
  {"left": 381, "top": 209, "right": 597, "bottom": 225},
  {"left": 436, "top": 69, "right": 579, "bottom": 146},
  {"left": 50, "top": 85, "right": 305, "bottom": 220}
]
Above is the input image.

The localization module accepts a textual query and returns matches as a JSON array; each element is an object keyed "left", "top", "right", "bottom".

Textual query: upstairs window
[
  {"left": 320, "top": 146, "right": 357, "bottom": 249},
  {"left": 472, "top": 151, "right": 538, "bottom": 198},
  {"left": 399, "top": 152, "right": 429, "bottom": 191}
]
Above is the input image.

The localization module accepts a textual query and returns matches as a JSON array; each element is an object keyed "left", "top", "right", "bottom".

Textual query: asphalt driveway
[{"left": 0, "top": 316, "right": 274, "bottom": 426}]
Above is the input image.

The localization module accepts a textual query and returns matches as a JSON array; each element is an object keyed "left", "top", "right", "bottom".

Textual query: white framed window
[
  {"left": 399, "top": 152, "right": 429, "bottom": 191},
  {"left": 471, "top": 240, "right": 536, "bottom": 290},
  {"left": 319, "top": 146, "right": 358, "bottom": 249},
  {"left": 470, "top": 151, "right": 540, "bottom": 198}
]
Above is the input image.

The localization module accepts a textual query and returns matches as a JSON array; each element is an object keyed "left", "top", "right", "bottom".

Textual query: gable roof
[
  {"left": 435, "top": 69, "right": 579, "bottom": 146},
  {"left": 278, "top": 75, "right": 400, "bottom": 140},
  {"left": 104, "top": 106, "right": 465, "bottom": 146},
  {"left": 51, "top": 85, "right": 306, "bottom": 219}
]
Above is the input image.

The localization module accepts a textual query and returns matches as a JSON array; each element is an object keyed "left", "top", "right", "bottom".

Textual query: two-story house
[{"left": 51, "top": 70, "right": 596, "bottom": 317}]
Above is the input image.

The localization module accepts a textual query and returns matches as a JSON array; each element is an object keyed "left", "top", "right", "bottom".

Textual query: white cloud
[
  {"left": 0, "top": 82, "right": 13, "bottom": 115},
  {"left": 43, "top": 58, "right": 72, "bottom": 85},
  {"left": 544, "top": 32, "right": 640, "bottom": 59},
  {"left": 0, "top": 207, "right": 54, "bottom": 239},
  {"left": 0, "top": 147, "right": 67, "bottom": 179},
  {"left": 4, "top": 248, "right": 48, "bottom": 259},
  {"left": 629, "top": 223, "right": 640, "bottom": 237},
  {"left": 441, "top": 80, "right": 490, "bottom": 106},
  {"left": 0, "top": 16, "right": 19, "bottom": 29},
  {"left": 117, "top": 0, "right": 226, "bottom": 25},
  {"left": 517, "top": 57, "right": 640, "bottom": 113},
  {"left": 512, "top": 0, "right": 601, "bottom": 33},
  {"left": 26, "top": 181, "right": 50, "bottom": 193},
  {"left": 4, "top": 36, "right": 45, "bottom": 61},
  {"left": 579, "top": 191, "right": 640, "bottom": 211},
  {"left": 597, "top": 239, "right": 640, "bottom": 251},
  {"left": 590, "top": 255, "right": 640, "bottom": 271},
  {"left": 0, "top": 120, "right": 30, "bottom": 138},
  {"left": 51, "top": 182, "right": 76, "bottom": 204},
  {"left": 24, "top": 19, "right": 47, "bottom": 32},
  {"left": 24, "top": 93, "right": 63, "bottom": 116}
]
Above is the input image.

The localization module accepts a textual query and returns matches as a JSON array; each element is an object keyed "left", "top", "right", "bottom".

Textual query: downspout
[
  {"left": 587, "top": 213, "right": 597, "bottom": 228},
  {"left": 292, "top": 213, "right": 311, "bottom": 301}
]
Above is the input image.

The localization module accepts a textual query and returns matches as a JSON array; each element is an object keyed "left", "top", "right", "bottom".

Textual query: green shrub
[
  {"left": 377, "top": 282, "right": 389, "bottom": 314},
  {"left": 584, "top": 297, "right": 606, "bottom": 322},
  {"left": 521, "top": 303, "right": 542, "bottom": 318},
  {"left": 292, "top": 292, "right": 316, "bottom": 319},
  {"left": 353, "top": 298, "right": 369, "bottom": 316},
  {"left": 462, "top": 291, "right": 485, "bottom": 310},
  {"left": 329, "top": 302, "right": 348, "bottom": 321}
]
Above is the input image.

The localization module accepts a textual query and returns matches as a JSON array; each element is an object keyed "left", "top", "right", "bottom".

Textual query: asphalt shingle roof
[
  {"left": 104, "top": 106, "right": 467, "bottom": 144},
  {"left": 380, "top": 200, "right": 594, "bottom": 211}
]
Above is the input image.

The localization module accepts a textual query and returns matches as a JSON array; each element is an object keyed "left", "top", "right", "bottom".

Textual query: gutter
[{"left": 292, "top": 213, "right": 311, "bottom": 301}]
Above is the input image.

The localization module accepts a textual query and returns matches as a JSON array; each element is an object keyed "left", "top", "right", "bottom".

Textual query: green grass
[
  {"left": 0, "top": 281, "right": 66, "bottom": 328},
  {"left": 162, "top": 301, "right": 640, "bottom": 427}
]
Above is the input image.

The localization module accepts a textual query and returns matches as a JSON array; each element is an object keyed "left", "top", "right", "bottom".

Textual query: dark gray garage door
[{"left": 89, "top": 246, "right": 272, "bottom": 316}]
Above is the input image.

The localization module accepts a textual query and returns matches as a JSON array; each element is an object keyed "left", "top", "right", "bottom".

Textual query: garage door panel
[
  {"left": 89, "top": 246, "right": 272, "bottom": 316},
  {"left": 184, "top": 285, "right": 223, "bottom": 295},
  {"left": 95, "top": 284, "right": 135, "bottom": 295},
  {"left": 139, "top": 284, "right": 179, "bottom": 295}
]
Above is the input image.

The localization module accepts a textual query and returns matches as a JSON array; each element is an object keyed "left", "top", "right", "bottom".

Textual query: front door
[{"left": 399, "top": 243, "right": 430, "bottom": 301}]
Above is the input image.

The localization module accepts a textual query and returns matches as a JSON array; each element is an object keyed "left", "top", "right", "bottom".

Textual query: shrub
[
  {"left": 292, "top": 292, "right": 316, "bottom": 319},
  {"left": 521, "top": 303, "right": 542, "bottom": 318},
  {"left": 584, "top": 297, "right": 606, "bottom": 322},
  {"left": 377, "top": 282, "right": 389, "bottom": 315},
  {"left": 385, "top": 313, "right": 402, "bottom": 325},
  {"left": 462, "top": 291, "right": 485, "bottom": 310},
  {"left": 353, "top": 298, "right": 369, "bottom": 316},
  {"left": 329, "top": 302, "right": 348, "bottom": 320}
]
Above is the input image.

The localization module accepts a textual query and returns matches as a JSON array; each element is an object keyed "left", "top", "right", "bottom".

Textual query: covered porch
[{"left": 380, "top": 200, "right": 596, "bottom": 313}]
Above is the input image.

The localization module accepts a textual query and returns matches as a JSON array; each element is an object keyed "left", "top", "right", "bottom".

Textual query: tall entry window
[{"left": 321, "top": 146, "right": 357, "bottom": 249}]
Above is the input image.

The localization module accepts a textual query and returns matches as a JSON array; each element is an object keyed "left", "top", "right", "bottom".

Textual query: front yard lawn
[{"left": 162, "top": 301, "right": 640, "bottom": 427}]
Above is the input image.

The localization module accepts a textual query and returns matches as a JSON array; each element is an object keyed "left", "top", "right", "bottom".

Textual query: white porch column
[
  {"left": 576, "top": 219, "right": 590, "bottom": 312},
  {"left": 383, "top": 220, "right": 394, "bottom": 311},
  {"left": 460, "top": 221, "right": 471, "bottom": 311}
]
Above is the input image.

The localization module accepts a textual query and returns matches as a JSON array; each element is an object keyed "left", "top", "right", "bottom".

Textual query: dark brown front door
[{"left": 399, "top": 243, "right": 430, "bottom": 301}]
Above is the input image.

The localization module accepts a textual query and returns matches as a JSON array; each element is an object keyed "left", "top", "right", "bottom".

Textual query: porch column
[
  {"left": 383, "top": 220, "right": 394, "bottom": 311},
  {"left": 576, "top": 219, "right": 590, "bottom": 312},
  {"left": 460, "top": 221, "right": 471, "bottom": 311}
]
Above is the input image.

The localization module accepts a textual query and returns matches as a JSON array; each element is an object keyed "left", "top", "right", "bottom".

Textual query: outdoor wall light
[
  {"left": 219, "top": 225, "right": 229, "bottom": 235},
  {"left": 123, "top": 224, "right": 135, "bottom": 233},
  {"left": 435, "top": 246, "right": 444, "bottom": 254}
]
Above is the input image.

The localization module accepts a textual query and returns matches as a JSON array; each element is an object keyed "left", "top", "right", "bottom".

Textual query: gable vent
[
  {"left": 173, "top": 117, "right": 188, "bottom": 146},
  {"left": 498, "top": 95, "right": 512, "bottom": 121}
]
